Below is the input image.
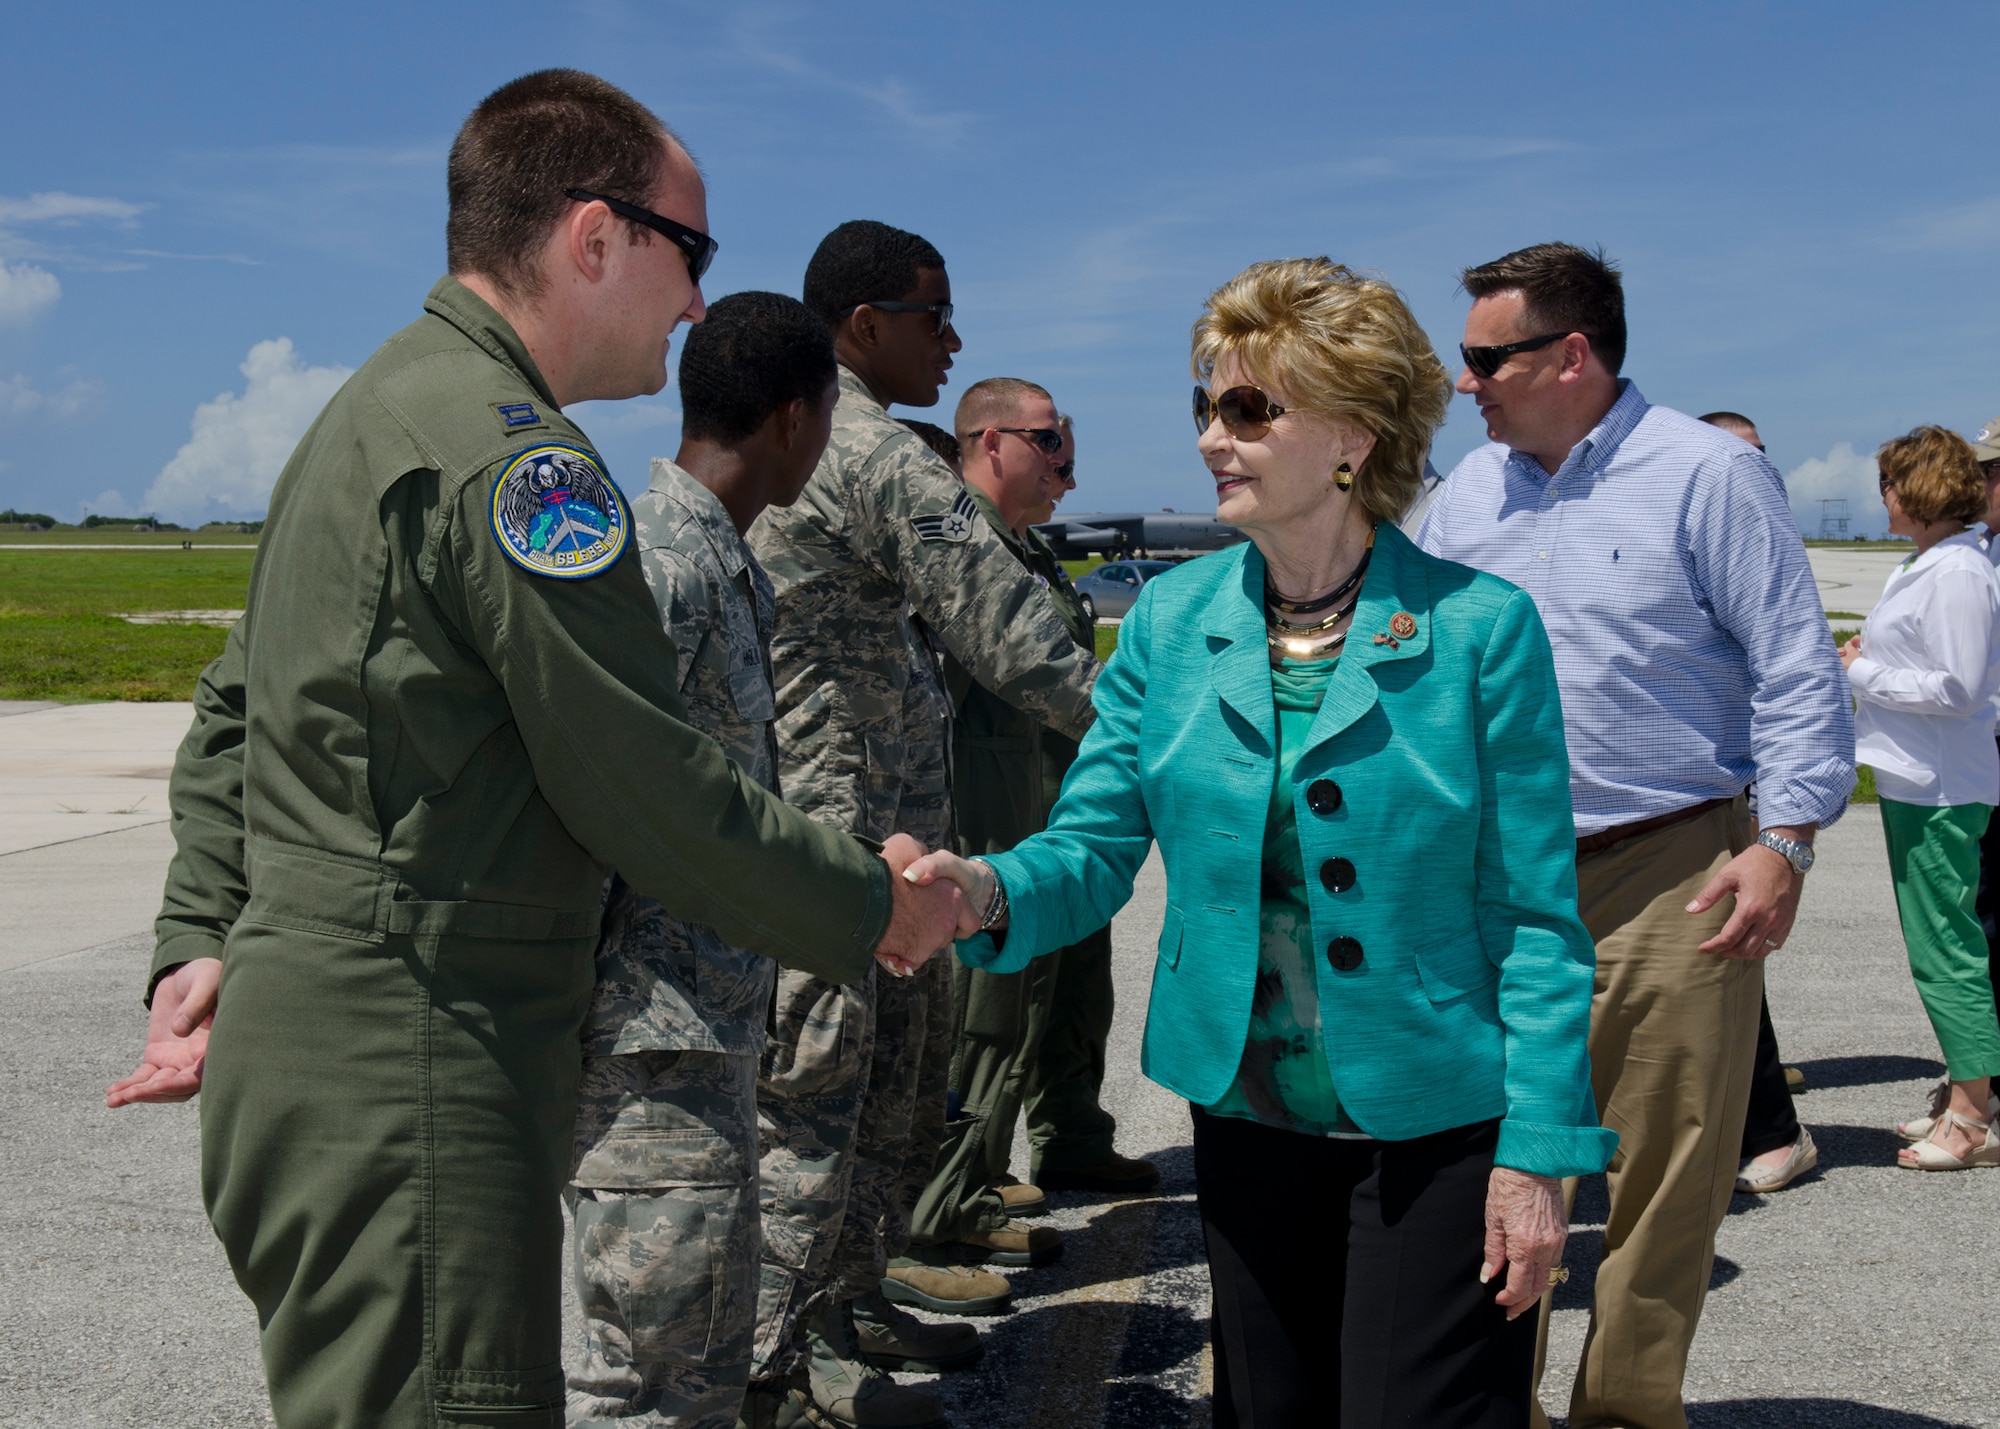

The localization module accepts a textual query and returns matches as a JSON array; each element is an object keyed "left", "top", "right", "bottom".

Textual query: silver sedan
[{"left": 1072, "top": 559, "right": 1177, "bottom": 621}]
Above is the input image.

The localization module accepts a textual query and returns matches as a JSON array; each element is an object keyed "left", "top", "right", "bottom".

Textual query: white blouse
[{"left": 1849, "top": 530, "right": 2000, "bottom": 807}]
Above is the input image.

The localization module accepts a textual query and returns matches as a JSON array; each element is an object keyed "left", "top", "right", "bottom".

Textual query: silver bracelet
[{"left": 968, "top": 858, "right": 1009, "bottom": 931}]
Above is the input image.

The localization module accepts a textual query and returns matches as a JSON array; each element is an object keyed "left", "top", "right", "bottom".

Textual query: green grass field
[{"left": 0, "top": 549, "right": 253, "bottom": 701}]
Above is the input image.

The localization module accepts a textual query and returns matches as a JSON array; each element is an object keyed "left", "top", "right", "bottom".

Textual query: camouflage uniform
[
  {"left": 747, "top": 366, "right": 1099, "bottom": 1379},
  {"left": 569, "top": 459, "right": 783, "bottom": 1428},
  {"left": 910, "top": 488, "right": 1117, "bottom": 1246}
]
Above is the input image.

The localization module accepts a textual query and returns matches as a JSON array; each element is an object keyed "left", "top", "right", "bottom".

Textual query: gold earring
[{"left": 1334, "top": 463, "right": 1353, "bottom": 491}]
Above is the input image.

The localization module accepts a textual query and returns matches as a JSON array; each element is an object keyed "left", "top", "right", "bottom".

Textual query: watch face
[{"left": 1794, "top": 843, "right": 1814, "bottom": 872}]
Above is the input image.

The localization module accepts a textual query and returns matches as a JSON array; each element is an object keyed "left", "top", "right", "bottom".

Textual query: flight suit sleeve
[
  {"left": 434, "top": 471, "right": 888, "bottom": 982},
  {"left": 853, "top": 439, "right": 1099, "bottom": 741},
  {"left": 147, "top": 618, "right": 250, "bottom": 1006}
]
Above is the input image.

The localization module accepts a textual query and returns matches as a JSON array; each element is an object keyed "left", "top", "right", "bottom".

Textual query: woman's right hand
[
  {"left": 903, "top": 849, "right": 1002, "bottom": 929},
  {"left": 1838, "top": 634, "right": 1862, "bottom": 671}
]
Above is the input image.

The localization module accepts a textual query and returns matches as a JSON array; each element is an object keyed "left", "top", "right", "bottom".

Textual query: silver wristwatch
[{"left": 1756, "top": 829, "right": 1815, "bottom": 874}]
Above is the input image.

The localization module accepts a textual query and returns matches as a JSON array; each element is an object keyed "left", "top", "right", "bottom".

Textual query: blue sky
[{"left": 1, "top": 2, "right": 1990, "bottom": 536}]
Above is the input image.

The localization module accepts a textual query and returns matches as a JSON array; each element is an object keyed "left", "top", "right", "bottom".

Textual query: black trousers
[
  {"left": 1191, "top": 1106, "right": 1534, "bottom": 1429},
  {"left": 1739, "top": 993, "right": 1803, "bottom": 1159}
]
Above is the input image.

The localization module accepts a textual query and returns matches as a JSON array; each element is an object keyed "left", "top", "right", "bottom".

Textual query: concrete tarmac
[{"left": 1, "top": 705, "right": 1990, "bottom": 1427}]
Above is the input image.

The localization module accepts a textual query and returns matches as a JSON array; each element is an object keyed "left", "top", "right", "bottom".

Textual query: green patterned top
[{"left": 1206, "top": 656, "right": 1369, "bottom": 1138}]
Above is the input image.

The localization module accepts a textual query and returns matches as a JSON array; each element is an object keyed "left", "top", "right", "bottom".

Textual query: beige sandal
[
  {"left": 1899, "top": 1109, "right": 2000, "bottom": 1171},
  {"left": 1899, "top": 1081, "right": 2000, "bottom": 1143}
]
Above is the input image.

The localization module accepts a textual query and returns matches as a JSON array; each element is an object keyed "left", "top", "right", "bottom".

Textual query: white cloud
[
  {"left": 0, "top": 262, "right": 60, "bottom": 324},
  {"left": 143, "top": 339, "right": 352, "bottom": 523},
  {"left": 81, "top": 488, "right": 138, "bottom": 521},
  {"left": 0, "top": 371, "right": 101, "bottom": 421},
  {"left": 0, "top": 192, "right": 145, "bottom": 225},
  {"left": 566, "top": 397, "right": 681, "bottom": 436},
  {"left": 1784, "top": 442, "right": 1888, "bottom": 539}
]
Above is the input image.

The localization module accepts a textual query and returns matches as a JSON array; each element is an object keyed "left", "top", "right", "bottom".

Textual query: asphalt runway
[{"left": 2, "top": 813, "right": 1991, "bottom": 1427}]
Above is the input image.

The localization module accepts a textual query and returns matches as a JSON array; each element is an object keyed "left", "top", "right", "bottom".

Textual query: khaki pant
[{"left": 1533, "top": 799, "right": 1760, "bottom": 1429}]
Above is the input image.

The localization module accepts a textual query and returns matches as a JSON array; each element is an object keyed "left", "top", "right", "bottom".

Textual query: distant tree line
[{"left": 0, "top": 510, "right": 265, "bottom": 533}]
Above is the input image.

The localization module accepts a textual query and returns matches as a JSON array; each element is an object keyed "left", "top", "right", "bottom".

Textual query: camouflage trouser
[
  {"left": 835, "top": 949, "right": 953, "bottom": 1287},
  {"left": 751, "top": 964, "right": 877, "bottom": 1379},
  {"left": 568, "top": 1050, "right": 760, "bottom": 1429}
]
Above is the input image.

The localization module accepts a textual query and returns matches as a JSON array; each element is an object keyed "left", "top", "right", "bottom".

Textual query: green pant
[
  {"left": 911, "top": 926, "right": 1119, "bottom": 1243},
  {"left": 203, "top": 917, "right": 595, "bottom": 1428},
  {"left": 1881, "top": 798, "right": 2000, "bottom": 1082},
  {"left": 1025, "top": 924, "right": 1119, "bottom": 1177}
]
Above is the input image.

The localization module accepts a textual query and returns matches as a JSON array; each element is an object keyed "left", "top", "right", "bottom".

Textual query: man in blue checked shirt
[{"left": 1419, "top": 242, "right": 1854, "bottom": 1429}]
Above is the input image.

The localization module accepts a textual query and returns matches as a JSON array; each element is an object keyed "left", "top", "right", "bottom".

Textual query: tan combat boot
[
  {"left": 881, "top": 1260, "right": 1011, "bottom": 1316},
  {"left": 991, "top": 1175, "right": 1047, "bottom": 1217},
  {"left": 935, "top": 1218, "right": 1062, "bottom": 1267},
  {"left": 804, "top": 1300, "right": 947, "bottom": 1428},
  {"left": 853, "top": 1289, "right": 981, "bottom": 1373}
]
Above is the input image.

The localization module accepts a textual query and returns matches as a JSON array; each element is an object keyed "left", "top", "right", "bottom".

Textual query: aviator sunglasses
[
  {"left": 1193, "top": 384, "right": 1298, "bottom": 439},
  {"left": 838, "top": 300, "right": 955, "bottom": 338},
  {"left": 563, "top": 188, "right": 719, "bottom": 282}
]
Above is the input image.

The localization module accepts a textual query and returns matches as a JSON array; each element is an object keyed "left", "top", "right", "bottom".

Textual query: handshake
[
  {"left": 872, "top": 834, "right": 1001, "bottom": 977},
  {"left": 109, "top": 834, "right": 1004, "bottom": 1110}
]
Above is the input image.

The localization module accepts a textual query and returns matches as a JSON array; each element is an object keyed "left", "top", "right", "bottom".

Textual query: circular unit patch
[{"left": 491, "top": 443, "right": 629, "bottom": 579}]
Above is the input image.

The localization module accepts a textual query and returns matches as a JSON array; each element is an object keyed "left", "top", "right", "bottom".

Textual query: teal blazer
[{"left": 961, "top": 525, "right": 1616, "bottom": 1178}]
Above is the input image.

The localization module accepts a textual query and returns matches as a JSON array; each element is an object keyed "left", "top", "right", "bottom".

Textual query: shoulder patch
[
  {"left": 910, "top": 488, "right": 980, "bottom": 544},
  {"left": 493, "top": 400, "right": 544, "bottom": 433},
  {"left": 491, "top": 444, "right": 629, "bottom": 579}
]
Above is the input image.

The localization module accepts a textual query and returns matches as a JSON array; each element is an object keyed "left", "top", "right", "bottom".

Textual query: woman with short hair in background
[
  {"left": 1841, "top": 426, "right": 2000, "bottom": 1169},
  {"left": 910, "top": 258, "right": 1615, "bottom": 1427}
]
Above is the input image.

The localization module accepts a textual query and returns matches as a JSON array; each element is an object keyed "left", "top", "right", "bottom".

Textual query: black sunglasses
[
  {"left": 839, "top": 300, "right": 955, "bottom": 337},
  {"left": 563, "top": 188, "right": 718, "bottom": 282},
  {"left": 1458, "top": 332, "right": 1580, "bottom": 380},
  {"left": 988, "top": 426, "right": 1064, "bottom": 456},
  {"left": 1193, "top": 384, "right": 1296, "bottom": 438},
  {"left": 1055, "top": 459, "right": 1076, "bottom": 483}
]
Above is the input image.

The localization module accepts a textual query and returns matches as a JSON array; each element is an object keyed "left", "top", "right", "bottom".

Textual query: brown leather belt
[{"left": 1575, "top": 796, "right": 1731, "bottom": 858}]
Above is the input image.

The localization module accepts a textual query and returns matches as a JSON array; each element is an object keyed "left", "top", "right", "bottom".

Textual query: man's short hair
[
  {"left": 1698, "top": 411, "right": 1757, "bottom": 436},
  {"left": 802, "top": 221, "right": 946, "bottom": 326},
  {"left": 1877, "top": 425, "right": 1985, "bottom": 526},
  {"left": 1460, "top": 242, "right": 1628, "bottom": 376},
  {"left": 898, "top": 420, "right": 961, "bottom": 467},
  {"left": 447, "top": 70, "right": 686, "bottom": 299},
  {"left": 678, "top": 292, "right": 836, "bottom": 443},
  {"left": 954, "top": 378, "right": 1053, "bottom": 441}
]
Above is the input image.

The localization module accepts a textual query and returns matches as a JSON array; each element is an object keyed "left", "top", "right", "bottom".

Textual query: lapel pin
[
  {"left": 1390, "top": 612, "right": 1417, "bottom": 640},
  {"left": 1372, "top": 632, "right": 1399, "bottom": 649}
]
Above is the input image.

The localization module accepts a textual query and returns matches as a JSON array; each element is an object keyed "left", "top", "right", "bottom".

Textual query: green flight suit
[
  {"left": 150, "top": 278, "right": 887, "bottom": 1429},
  {"left": 909, "top": 490, "right": 1121, "bottom": 1245}
]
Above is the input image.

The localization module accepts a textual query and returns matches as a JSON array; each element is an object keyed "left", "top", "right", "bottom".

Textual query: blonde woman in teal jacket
[{"left": 910, "top": 259, "right": 1614, "bottom": 1429}]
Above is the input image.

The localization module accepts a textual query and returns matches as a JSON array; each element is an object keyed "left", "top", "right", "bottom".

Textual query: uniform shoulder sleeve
[
  {"left": 149, "top": 618, "right": 250, "bottom": 1005},
  {"left": 853, "top": 436, "right": 1100, "bottom": 740},
  {"left": 634, "top": 517, "right": 718, "bottom": 695},
  {"left": 427, "top": 445, "right": 890, "bottom": 980}
]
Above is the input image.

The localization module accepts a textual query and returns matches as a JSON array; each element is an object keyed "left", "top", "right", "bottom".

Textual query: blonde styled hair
[
  {"left": 1877, "top": 426, "right": 1984, "bottom": 526},
  {"left": 1191, "top": 258, "right": 1451, "bottom": 524}
]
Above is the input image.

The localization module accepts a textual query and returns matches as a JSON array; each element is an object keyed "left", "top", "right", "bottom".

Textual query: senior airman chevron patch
[{"left": 910, "top": 488, "right": 980, "bottom": 544}]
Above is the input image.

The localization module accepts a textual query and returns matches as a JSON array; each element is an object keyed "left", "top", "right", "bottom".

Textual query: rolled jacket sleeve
[
  {"left": 437, "top": 473, "right": 888, "bottom": 983},
  {"left": 149, "top": 618, "right": 251, "bottom": 1006},
  {"left": 1474, "top": 590, "right": 1619, "bottom": 1178}
]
